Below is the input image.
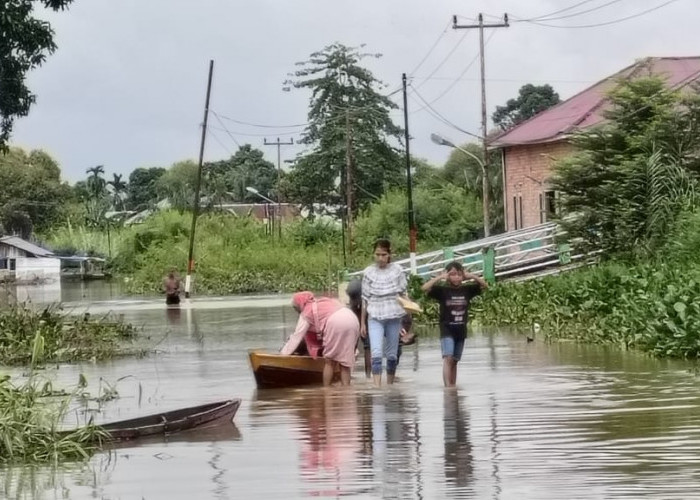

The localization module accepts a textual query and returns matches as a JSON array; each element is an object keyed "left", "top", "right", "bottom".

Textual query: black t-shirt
[{"left": 427, "top": 283, "right": 481, "bottom": 340}]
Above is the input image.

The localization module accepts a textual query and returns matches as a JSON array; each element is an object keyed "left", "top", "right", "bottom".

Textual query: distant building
[
  {"left": 0, "top": 236, "right": 60, "bottom": 283},
  {"left": 491, "top": 56, "right": 700, "bottom": 232}
]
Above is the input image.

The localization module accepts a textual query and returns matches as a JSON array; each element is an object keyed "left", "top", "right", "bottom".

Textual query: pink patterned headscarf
[{"left": 292, "top": 292, "right": 343, "bottom": 331}]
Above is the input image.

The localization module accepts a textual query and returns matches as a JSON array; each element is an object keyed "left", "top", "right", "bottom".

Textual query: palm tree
[
  {"left": 86, "top": 165, "right": 106, "bottom": 199},
  {"left": 108, "top": 173, "right": 127, "bottom": 210}
]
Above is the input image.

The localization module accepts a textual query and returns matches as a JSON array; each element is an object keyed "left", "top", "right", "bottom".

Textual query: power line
[
  {"left": 209, "top": 124, "right": 297, "bottom": 138},
  {"left": 514, "top": 0, "right": 599, "bottom": 22},
  {"left": 410, "top": 30, "right": 496, "bottom": 114},
  {"left": 521, "top": 0, "right": 626, "bottom": 22},
  {"left": 207, "top": 128, "right": 235, "bottom": 156},
  {"left": 409, "top": 86, "right": 482, "bottom": 139},
  {"left": 522, "top": 0, "right": 679, "bottom": 28},
  {"left": 408, "top": 20, "right": 452, "bottom": 76},
  {"left": 210, "top": 113, "right": 307, "bottom": 129},
  {"left": 210, "top": 111, "right": 241, "bottom": 147},
  {"left": 412, "top": 31, "right": 471, "bottom": 90}
]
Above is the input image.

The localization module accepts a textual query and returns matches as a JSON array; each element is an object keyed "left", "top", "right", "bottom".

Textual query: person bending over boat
[
  {"left": 281, "top": 292, "right": 360, "bottom": 386},
  {"left": 163, "top": 268, "right": 182, "bottom": 305}
]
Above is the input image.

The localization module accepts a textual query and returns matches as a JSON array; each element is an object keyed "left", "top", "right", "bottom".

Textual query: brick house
[{"left": 491, "top": 56, "right": 700, "bottom": 232}]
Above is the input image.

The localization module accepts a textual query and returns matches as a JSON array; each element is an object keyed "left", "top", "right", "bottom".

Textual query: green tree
[
  {"left": 156, "top": 160, "right": 199, "bottom": 212},
  {"left": 443, "top": 143, "right": 504, "bottom": 234},
  {"left": 206, "top": 144, "right": 278, "bottom": 203},
  {"left": 127, "top": 167, "right": 166, "bottom": 211},
  {"left": 0, "top": 0, "right": 73, "bottom": 151},
  {"left": 0, "top": 148, "right": 70, "bottom": 232},
  {"left": 492, "top": 84, "right": 561, "bottom": 131},
  {"left": 107, "top": 173, "right": 127, "bottom": 211},
  {"left": 354, "top": 185, "right": 483, "bottom": 254},
  {"left": 551, "top": 77, "right": 700, "bottom": 255},
  {"left": 286, "top": 43, "right": 403, "bottom": 217}
]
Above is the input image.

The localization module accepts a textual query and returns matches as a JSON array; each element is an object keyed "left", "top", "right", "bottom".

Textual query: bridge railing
[{"left": 345, "top": 222, "right": 600, "bottom": 284}]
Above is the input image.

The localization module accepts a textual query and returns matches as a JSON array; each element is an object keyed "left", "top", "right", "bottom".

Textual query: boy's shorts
[{"left": 440, "top": 336, "right": 465, "bottom": 361}]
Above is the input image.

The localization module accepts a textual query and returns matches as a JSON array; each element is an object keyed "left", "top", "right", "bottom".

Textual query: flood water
[{"left": 3, "top": 281, "right": 700, "bottom": 499}]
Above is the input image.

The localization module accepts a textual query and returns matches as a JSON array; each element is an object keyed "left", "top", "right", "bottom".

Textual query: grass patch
[
  {"left": 0, "top": 375, "right": 107, "bottom": 465},
  {"left": 0, "top": 305, "right": 138, "bottom": 366}
]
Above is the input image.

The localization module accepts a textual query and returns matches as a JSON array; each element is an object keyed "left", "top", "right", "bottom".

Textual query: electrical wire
[
  {"left": 512, "top": 0, "right": 599, "bottom": 21},
  {"left": 409, "top": 87, "right": 482, "bottom": 139},
  {"left": 412, "top": 31, "right": 471, "bottom": 90},
  {"left": 408, "top": 20, "right": 452, "bottom": 76},
  {"left": 210, "top": 112, "right": 241, "bottom": 147},
  {"left": 207, "top": 128, "right": 236, "bottom": 156},
  {"left": 522, "top": 0, "right": 679, "bottom": 28},
  {"left": 410, "top": 30, "right": 495, "bottom": 114},
  {"left": 523, "top": 0, "right": 626, "bottom": 22}
]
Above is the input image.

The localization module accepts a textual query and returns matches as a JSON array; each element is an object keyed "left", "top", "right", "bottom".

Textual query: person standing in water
[
  {"left": 422, "top": 261, "right": 487, "bottom": 387},
  {"left": 163, "top": 268, "right": 182, "bottom": 305},
  {"left": 360, "top": 239, "right": 407, "bottom": 387}
]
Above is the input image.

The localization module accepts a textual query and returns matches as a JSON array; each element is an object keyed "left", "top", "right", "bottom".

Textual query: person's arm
[
  {"left": 463, "top": 270, "right": 488, "bottom": 290},
  {"left": 280, "top": 316, "right": 311, "bottom": 355},
  {"left": 396, "top": 267, "right": 408, "bottom": 297},
  {"left": 360, "top": 300, "right": 368, "bottom": 338},
  {"left": 421, "top": 272, "right": 447, "bottom": 293}
]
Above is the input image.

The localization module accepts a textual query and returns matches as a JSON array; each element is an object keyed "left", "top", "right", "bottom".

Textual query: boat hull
[
  {"left": 249, "top": 350, "right": 333, "bottom": 388},
  {"left": 98, "top": 399, "right": 241, "bottom": 441}
]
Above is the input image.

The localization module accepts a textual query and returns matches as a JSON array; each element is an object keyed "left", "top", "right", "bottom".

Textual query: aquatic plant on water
[
  {"left": 0, "top": 305, "right": 138, "bottom": 366},
  {"left": 0, "top": 375, "right": 107, "bottom": 464}
]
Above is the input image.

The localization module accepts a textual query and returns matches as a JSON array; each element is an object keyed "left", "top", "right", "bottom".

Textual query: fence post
[
  {"left": 443, "top": 247, "right": 454, "bottom": 261},
  {"left": 558, "top": 243, "right": 572, "bottom": 265},
  {"left": 482, "top": 246, "right": 496, "bottom": 284}
]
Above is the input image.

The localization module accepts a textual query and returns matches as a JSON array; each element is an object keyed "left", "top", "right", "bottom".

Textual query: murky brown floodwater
[{"left": 3, "top": 281, "right": 700, "bottom": 499}]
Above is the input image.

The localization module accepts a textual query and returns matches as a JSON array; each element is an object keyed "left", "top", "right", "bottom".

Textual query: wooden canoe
[
  {"left": 249, "top": 349, "right": 338, "bottom": 389},
  {"left": 97, "top": 399, "right": 241, "bottom": 441}
]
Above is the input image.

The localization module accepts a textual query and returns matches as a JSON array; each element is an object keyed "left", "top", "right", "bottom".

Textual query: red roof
[{"left": 492, "top": 57, "right": 700, "bottom": 148}]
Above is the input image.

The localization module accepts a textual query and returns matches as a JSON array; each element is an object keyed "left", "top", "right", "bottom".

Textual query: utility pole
[
  {"left": 185, "top": 59, "right": 214, "bottom": 298},
  {"left": 402, "top": 73, "right": 417, "bottom": 274},
  {"left": 263, "top": 137, "right": 294, "bottom": 239},
  {"left": 452, "top": 13, "right": 508, "bottom": 238},
  {"left": 345, "top": 110, "right": 355, "bottom": 254}
]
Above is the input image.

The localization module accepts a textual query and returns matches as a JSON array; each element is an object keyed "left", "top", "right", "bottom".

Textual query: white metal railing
[{"left": 346, "top": 222, "right": 601, "bottom": 283}]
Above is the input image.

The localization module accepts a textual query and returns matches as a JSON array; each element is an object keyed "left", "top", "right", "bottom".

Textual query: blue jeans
[
  {"left": 441, "top": 336, "right": 465, "bottom": 361},
  {"left": 368, "top": 317, "right": 402, "bottom": 375}
]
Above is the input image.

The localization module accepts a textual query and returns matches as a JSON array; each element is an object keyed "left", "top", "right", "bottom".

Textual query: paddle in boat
[{"left": 80, "top": 399, "right": 242, "bottom": 441}]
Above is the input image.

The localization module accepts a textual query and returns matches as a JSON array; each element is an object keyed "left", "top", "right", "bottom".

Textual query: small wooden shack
[{"left": 0, "top": 236, "right": 60, "bottom": 284}]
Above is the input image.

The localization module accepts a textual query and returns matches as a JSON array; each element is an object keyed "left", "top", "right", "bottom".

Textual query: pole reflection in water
[{"left": 443, "top": 389, "right": 473, "bottom": 497}]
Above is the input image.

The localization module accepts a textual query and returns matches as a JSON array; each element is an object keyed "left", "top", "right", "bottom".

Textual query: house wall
[
  {"left": 14, "top": 257, "right": 61, "bottom": 283},
  {"left": 502, "top": 141, "right": 575, "bottom": 231},
  {"left": 0, "top": 243, "right": 29, "bottom": 259}
]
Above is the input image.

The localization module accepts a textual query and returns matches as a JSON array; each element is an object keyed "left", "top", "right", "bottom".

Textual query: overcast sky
[{"left": 10, "top": 0, "right": 695, "bottom": 183}]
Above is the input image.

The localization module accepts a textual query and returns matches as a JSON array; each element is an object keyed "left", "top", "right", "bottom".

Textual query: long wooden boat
[
  {"left": 97, "top": 399, "right": 241, "bottom": 441},
  {"left": 249, "top": 349, "right": 337, "bottom": 388}
]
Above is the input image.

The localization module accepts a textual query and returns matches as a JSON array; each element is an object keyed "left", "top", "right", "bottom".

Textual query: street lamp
[
  {"left": 246, "top": 186, "right": 277, "bottom": 236},
  {"left": 431, "top": 133, "right": 491, "bottom": 237}
]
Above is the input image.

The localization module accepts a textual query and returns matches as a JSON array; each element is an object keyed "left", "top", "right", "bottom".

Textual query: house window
[
  {"left": 539, "top": 190, "right": 559, "bottom": 222},
  {"left": 513, "top": 195, "right": 523, "bottom": 230}
]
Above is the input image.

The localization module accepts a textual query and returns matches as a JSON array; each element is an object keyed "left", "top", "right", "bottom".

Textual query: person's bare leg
[
  {"left": 373, "top": 373, "right": 382, "bottom": 387},
  {"left": 451, "top": 360, "right": 458, "bottom": 386},
  {"left": 386, "top": 373, "right": 395, "bottom": 385},
  {"left": 340, "top": 366, "right": 351, "bottom": 386},
  {"left": 323, "top": 359, "right": 335, "bottom": 386},
  {"left": 443, "top": 357, "right": 453, "bottom": 387}
]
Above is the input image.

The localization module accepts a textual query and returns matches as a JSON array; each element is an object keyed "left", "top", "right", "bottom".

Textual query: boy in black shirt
[{"left": 422, "top": 261, "right": 487, "bottom": 387}]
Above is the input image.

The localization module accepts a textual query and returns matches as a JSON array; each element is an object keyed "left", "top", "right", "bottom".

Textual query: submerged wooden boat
[
  {"left": 249, "top": 349, "right": 336, "bottom": 388},
  {"left": 97, "top": 399, "right": 241, "bottom": 441}
]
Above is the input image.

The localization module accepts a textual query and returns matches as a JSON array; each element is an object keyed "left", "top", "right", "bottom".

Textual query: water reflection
[{"left": 443, "top": 389, "right": 473, "bottom": 496}]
